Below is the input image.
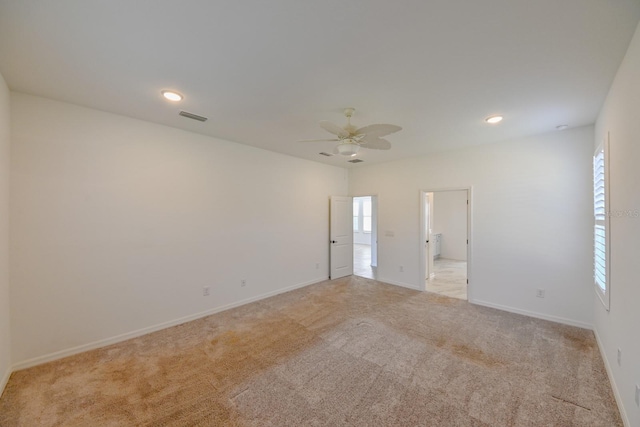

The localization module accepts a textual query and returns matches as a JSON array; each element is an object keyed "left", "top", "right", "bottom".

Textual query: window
[
  {"left": 353, "top": 200, "right": 359, "bottom": 232},
  {"left": 363, "top": 199, "right": 372, "bottom": 233},
  {"left": 353, "top": 197, "right": 372, "bottom": 234},
  {"left": 593, "top": 137, "right": 609, "bottom": 310}
]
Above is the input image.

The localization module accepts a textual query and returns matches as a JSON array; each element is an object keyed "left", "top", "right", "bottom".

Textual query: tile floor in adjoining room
[
  {"left": 355, "top": 246, "right": 466, "bottom": 301},
  {"left": 426, "top": 258, "right": 467, "bottom": 300},
  {"left": 354, "top": 243, "right": 376, "bottom": 279}
]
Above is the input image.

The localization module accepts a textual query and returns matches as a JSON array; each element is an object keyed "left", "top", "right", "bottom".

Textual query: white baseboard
[
  {"left": 12, "top": 277, "right": 327, "bottom": 372},
  {"left": 377, "top": 277, "right": 421, "bottom": 291},
  {"left": 593, "top": 328, "right": 630, "bottom": 427},
  {"left": 0, "top": 365, "right": 11, "bottom": 397},
  {"left": 469, "top": 298, "right": 593, "bottom": 330}
]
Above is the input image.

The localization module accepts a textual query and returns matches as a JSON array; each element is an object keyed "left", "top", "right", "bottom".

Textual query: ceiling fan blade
[
  {"left": 359, "top": 137, "right": 392, "bottom": 150},
  {"left": 355, "top": 124, "right": 402, "bottom": 137},
  {"left": 297, "top": 138, "right": 340, "bottom": 142},
  {"left": 319, "top": 120, "right": 350, "bottom": 138}
]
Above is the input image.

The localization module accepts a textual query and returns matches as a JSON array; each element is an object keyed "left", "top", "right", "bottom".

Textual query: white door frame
[{"left": 419, "top": 187, "right": 473, "bottom": 295}]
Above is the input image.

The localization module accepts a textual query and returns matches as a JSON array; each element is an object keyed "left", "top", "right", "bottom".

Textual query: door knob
[{"left": 331, "top": 240, "right": 337, "bottom": 244}]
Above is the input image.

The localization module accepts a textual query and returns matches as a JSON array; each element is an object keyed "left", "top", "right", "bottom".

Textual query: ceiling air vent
[
  {"left": 179, "top": 111, "right": 208, "bottom": 122},
  {"left": 318, "top": 152, "right": 333, "bottom": 157},
  {"left": 348, "top": 159, "right": 364, "bottom": 163}
]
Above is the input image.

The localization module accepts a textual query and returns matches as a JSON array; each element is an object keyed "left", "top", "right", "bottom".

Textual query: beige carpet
[{"left": 0, "top": 276, "right": 622, "bottom": 426}]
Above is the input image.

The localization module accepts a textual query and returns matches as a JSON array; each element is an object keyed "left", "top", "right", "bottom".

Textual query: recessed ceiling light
[
  {"left": 161, "top": 90, "right": 183, "bottom": 102},
  {"left": 556, "top": 124, "right": 569, "bottom": 130},
  {"left": 485, "top": 115, "right": 503, "bottom": 124}
]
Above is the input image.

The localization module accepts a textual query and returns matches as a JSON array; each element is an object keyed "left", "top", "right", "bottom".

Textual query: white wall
[
  {"left": 432, "top": 190, "right": 467, "bottom": 261},
  {"left": 10, "top": 93, "right": 347, "bottom": 366},
  {"left": 350, "top": 126, "right": 594, "bottom": 327},
  {"left": 0, "top": 73, "right": 11, "bottom": 392},
  {"left": 594, "top": 21, "right": 640, "bottom": 427}
]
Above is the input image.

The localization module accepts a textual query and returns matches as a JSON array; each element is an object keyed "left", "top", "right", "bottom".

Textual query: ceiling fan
[{"left": 299, "top": 108, "right": 402, "bottom": 157}]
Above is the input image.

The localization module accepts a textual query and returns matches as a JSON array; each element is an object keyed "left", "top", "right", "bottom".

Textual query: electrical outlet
[
  {"left": 399, "top": 265, "right": 404, "bottom": 272},
  {"left": 635, "top": 384, "right": 640, "bottom": 407},
  {"left": 203, "top": 286, "right": 210, "bottom": 296},
  {"left": 617, "top": 348, "right": 622, "bottom": 366},
  {"left": 536, "top": 289, "right": 545, "bottom": 298},
  {"left": 241, "top": 279, "right": 246, "bottom": 287}
]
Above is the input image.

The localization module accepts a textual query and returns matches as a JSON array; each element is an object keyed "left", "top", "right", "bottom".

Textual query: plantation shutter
[{"left": 593, "top": 139, "right": 609, "bottom": 310}]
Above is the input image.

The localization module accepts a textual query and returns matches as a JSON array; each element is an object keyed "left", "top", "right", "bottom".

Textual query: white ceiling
[{"left": 1, "top": 0, "right": 639, "bottom": 167}]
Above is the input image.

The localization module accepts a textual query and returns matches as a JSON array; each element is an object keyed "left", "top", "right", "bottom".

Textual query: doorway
[
  {"left": 420, "top": 189, "right": 470, "bottom": 300},
  {"left": 353, "top": 195, "right": 378, "bottom": 279}
]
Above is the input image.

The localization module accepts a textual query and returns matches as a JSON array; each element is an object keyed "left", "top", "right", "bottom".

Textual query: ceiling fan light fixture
[
  {"left": 337, "top": 142, "right": 360, "bottom": 157},
  {"left": 161, "top": 90, "right": 183, "bottom": 102}
]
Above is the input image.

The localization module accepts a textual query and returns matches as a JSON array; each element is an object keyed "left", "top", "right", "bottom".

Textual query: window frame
[
  {"left": 594, "top": 135, "right": 610, "bottom": 311},
  {"left": 362, "top": 198, "right": 372, "bottom": 234},
  {"left": 353, "top": 200, "right": 360, "bottom": 232}
]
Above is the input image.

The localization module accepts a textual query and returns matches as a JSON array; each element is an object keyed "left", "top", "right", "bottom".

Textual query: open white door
[
  {"left": 330, "top": 196, "right": 353, "bottom": 279},
  {"left": 371, "top": 195, "right": 378, "bottom": 267},
  {"left": 419, "top": 191, "right": 434, "bottom": 290},
  {"left": 425, "top": 192, "right": 433, "bottom": 280}
]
